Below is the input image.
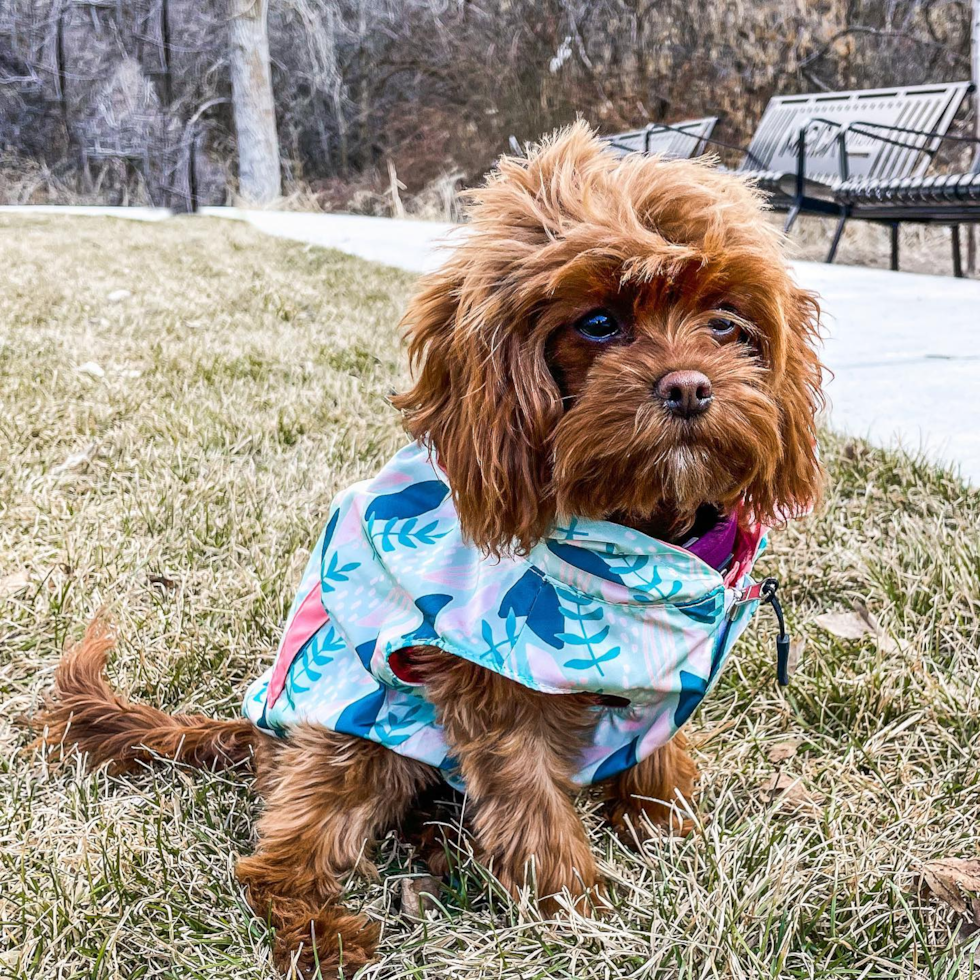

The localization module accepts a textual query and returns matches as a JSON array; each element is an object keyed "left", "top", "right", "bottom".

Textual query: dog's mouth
[
  {"left": 665, "top": 414, "right": 712, "bottom": 444},
  {"left": 552, "top": 379, "right": 780, "bottom": 533}
]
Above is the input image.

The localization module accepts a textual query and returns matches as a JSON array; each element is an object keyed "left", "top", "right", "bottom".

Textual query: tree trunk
[{"left": 228, "top": 0, "right": 280, "bottom": 203}]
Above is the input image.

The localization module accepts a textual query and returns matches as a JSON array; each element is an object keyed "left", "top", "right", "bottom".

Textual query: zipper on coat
[{"left": 729, "top": 577, "right": 792, "bottom": 686}]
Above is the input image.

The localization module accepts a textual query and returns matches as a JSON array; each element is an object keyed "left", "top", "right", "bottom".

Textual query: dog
[{"left": 34, "top": 122, "right": 823, "bottom": 975}]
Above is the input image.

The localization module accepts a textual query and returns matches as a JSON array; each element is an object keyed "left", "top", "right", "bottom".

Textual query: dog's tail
[{"left": 34, "top": 616, "right": 258, "bottom": 774}]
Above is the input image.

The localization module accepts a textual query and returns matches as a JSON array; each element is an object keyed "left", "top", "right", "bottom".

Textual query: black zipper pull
[{"left": 760, "top": 578, "right": 792, "bottom": 686}]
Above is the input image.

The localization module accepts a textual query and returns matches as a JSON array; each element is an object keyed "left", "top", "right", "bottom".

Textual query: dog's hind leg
[
  {"left": 237, "top": 724, "right": 437, "bottom": 976},
  {"left": 602, "top": 732, "right": 698, "bottom": 843}
]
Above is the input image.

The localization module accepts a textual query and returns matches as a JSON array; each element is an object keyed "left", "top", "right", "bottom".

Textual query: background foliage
[{"left": 0, "top": 0, "right": 976, "bottom": 211}]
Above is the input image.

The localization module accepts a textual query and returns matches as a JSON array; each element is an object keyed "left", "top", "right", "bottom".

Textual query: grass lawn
[{"left": 2, "top": 214, "right": 980, "bottom": 980}]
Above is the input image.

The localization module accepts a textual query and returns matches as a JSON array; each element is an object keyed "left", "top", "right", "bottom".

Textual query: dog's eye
[
  {"left": 575, "top": 310, "right": 620, "bottom": 342},
  {"left": 708, "top": 308, "right": 742, "bottom": 340},
  {"left": 709, "top": 317, "right": 739, "bottom": 337}
]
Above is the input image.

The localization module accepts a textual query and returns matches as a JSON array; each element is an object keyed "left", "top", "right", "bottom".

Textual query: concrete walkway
[
  {"left": 4, "top": 205, "right": 979, "bottom": 483},
  {"left": 0, "top": 205, "right": 173, "bottom": 222},
  {"left": 199, "top": 207, "right": 462, "bottom": 273},
  {"left": 790, "top": 262, "right": 980, "bottom": 484}
]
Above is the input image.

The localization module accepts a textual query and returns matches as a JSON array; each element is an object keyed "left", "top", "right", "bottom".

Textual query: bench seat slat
[{"left": 836, "top": 171, "right": 980, "bottom": 207}]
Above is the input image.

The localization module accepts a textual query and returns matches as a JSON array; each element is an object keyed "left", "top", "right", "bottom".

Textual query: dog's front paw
[
  {"left": 605, "top": 798, "right": 696, "bottom": 849},
  {"left": 497, "top": 837, "right": 606, "bottom": 918},
  {"left": 536, "top": 876, "right": 609, "bottom": 918},
  {"left": 270, "top": 899, "right": 379, "bottom": 977}
]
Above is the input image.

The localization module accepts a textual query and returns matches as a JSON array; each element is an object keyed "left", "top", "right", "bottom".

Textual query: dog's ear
[
  {"left": 394, "top": 123, "right": 632, "bottom": 553},
  {"left": 766, "top": 287, "right": 825, "bottom": 521},
  {"left": 393, "top": 123, "right": 610, "bottom": 554},
  {"left": 392, "top": 256, "right": 564, "bottom": 556}
]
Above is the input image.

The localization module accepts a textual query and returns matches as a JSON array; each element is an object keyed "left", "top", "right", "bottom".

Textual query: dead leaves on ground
[
  {"left": 760, "top": 738, "right": 823, "bottom": 813},
  {"left": 2, "top": 566, "right": 76, "bottom": 608},
  {"left": 750, "top": 597, "right": 903, "bottom": 818},
  {"left": 917, "top": 859, "right": 980, "bottom": 941},
  {"left": 75, "top": 359, "right": 142, "bottom": 382},
  {"left": 766, "top": 739, "right": 800, "bottom": 763},
  {"left": 814, "top": 601, "right": 899, "bottom": 654},
  {"left": 0, "top": 569, "right": 32, "bottom": 598},
  {"left": 400, "top": 875, "right": 442, "bottom": 920},
  {"left": 76, "top": 361, "right": 105, "bottom": 380},
  {"left": 918, "top": 858, "right": 980, "bottom": 917},
  {"left": 758, "top": 772, "right": 821, "bottom": 811},
  {"left": 51, "top": 442, "right": 98, "bottom": 476}
]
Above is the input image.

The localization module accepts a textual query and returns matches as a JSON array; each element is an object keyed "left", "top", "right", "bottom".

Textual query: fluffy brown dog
[{"left": 35, "top": 123, "right": 823, "bottom": 975}]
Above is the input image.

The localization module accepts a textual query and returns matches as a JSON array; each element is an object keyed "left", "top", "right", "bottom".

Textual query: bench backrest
[
  {"left": 604, "top": 117, "right": 718, "bottom": 160},
  {"left": 741, "top": 82, "right": 972, "bottom": 182}
]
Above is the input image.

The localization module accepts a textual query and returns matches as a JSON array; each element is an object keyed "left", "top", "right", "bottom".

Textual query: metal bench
[
  {"left": 828, "top": 120, "right": 980, "bottom": 276},
  {"left": 604, "top": 117, "right": 718, "bottom": 160},
  {"left": 728, "top": 82, "right": 973, "bottom": 232}
]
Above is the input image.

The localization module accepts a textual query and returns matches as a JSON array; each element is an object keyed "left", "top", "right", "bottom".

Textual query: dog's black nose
[{"left": 655, "top": 370, "right": 713, "bottom": 419}]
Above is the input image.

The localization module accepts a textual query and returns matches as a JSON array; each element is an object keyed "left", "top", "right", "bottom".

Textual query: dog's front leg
[
  {"left": 238, "top": 724, "right": 437, "bottom": 976},
  {"left": 603, "top": 732, "right": 698, "bottom": 842},
  {"left": 414, "top": 649, "right": 601, "bottom": 914}
]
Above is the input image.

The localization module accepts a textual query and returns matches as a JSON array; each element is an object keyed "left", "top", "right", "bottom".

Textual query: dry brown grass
[{"left": 2, "top": 214, "right": 980, "bottom": 979}]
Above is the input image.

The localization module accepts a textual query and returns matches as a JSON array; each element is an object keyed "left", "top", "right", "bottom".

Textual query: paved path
[
  {"left": 0, "top": 205, "right": 173, "bottom": 222},
  {"left": 5, "top": 205, "right": 979, "bottom": 482},
  {"left": 199, "top": 208, "right": 462, "bottom": 273},
  {"left": 790, "top": 262, "right": 980, "bottom": 484}
]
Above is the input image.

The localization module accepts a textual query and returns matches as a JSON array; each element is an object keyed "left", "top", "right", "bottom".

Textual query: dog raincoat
[{"left": 243, "top": 441, "right": 766, "bottom": 788}]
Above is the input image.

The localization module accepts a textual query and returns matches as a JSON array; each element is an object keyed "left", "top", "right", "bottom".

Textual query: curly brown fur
[
  {"left": 236, "top": 725, "right": 437, "bottom": 973},
  {"left": 34, "top": 123, "right": 824, "bottom": 975},
  {"left": 409, "top": 646, "right": 603, "bottom": 913},
  {"left": 34, "top": 617, "right": 260, "bottom": 774},
  {"left": 33, "top": 625, "right": 436, "bottom": 975},
  {"left": 393, "top": 121, "right": 823, "bottom": 553}
]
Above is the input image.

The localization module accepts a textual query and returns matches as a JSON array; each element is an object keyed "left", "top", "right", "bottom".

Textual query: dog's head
[{"left": 394, "top": 123, "right": 824, "bottom": 555}]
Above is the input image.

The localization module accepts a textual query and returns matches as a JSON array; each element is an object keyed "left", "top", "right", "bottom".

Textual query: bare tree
[{"left": 227, "top": 0, "right": 280, "bottom": 202}]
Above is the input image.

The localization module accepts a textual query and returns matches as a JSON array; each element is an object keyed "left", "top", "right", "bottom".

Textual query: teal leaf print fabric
[{"left": 244, "top": 441, "right": 766, "bottom": 789}]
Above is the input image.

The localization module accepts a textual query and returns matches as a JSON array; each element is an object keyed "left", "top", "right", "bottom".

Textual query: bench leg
[
  {"left": 826, "top": 211, "right": 847, "bottom": 264},
  {"left": 951, "top": 225, "right": 963, "bottom": 278},
  {"left": 783, "top": 204, "right": 801, "bottom": 234},
  {"left": 889, "top": 224, "right": 899, "bottom": 272}
]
